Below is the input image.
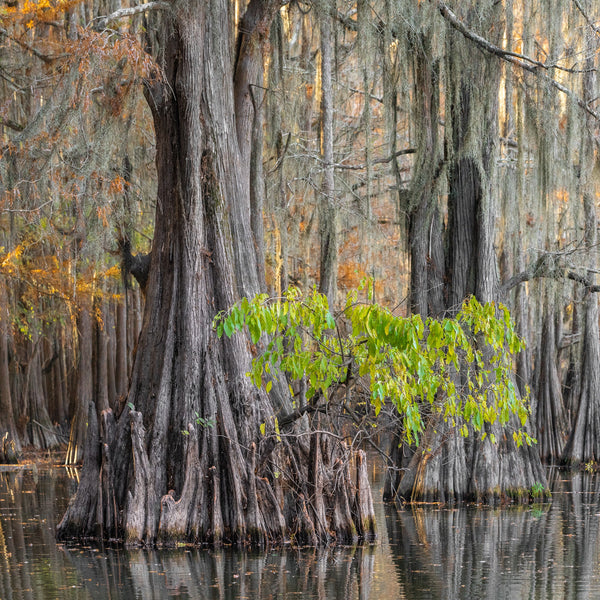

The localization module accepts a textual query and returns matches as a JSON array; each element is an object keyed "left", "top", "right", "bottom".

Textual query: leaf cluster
[{"left": 214, "top": 286, "right": 534, "bottom": 447}]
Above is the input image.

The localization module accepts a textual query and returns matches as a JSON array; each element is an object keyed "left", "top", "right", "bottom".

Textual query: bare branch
[
  {"left": 501, "top": 252, "right": 600, "bottom": 295},
  {"left": 0, "top": 116, "right": 24, "bottom": 132},
  {"left": 436, "top": 1, "right": 600, "bottom": 121},
  {"left": 331, "top": 148, "right": 416, "bottom": 171},
  {"left": 0, "top": 27, "right": 66, "bottom": 64},
  {"left": 573, "top": 0, "right": 600, "bottom": 37},
  {"left": 97, "top": 2, "right": 172, "bottom": 28}
]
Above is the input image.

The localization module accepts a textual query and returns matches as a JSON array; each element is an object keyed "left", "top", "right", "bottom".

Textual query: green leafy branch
[{"left": 213, "top": 285, "right": 534, "bottom": 447}]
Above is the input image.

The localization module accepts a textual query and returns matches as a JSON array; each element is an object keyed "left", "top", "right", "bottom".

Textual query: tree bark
[
  {"left": 561, "top": 33, "right": 600, "bottom": 467},
  {"left": 393, "top": 1, "right": 546, "bottom": 504},
  {"left": 408, "top": 31, "right": 444, "bottom": 318},
  {"left": 115, "top": 297, "right": 128, "bottom": 401},
  {"left": 65, "top": 308, "right": 94, "bottom": 466},
  {"left": 534, "top": 297, "right": 568, "bottom": 462},
  {"left": 58, "top": 0, "right": 375, "bottom": 547},
  {"left": 94, "top": 299, "right": 110, "bottom": 415},
  {"left": 15, "top": 334, "right": 60, "bottom": 450},
  {"left": 0, "top": 276, "right": 21, "bottom": 461},
  {"left": 562, "top": 197, "right": 600, "bottom": 465}
]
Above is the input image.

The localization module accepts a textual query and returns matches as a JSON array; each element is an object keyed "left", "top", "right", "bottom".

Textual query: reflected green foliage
[{"left": 214, "top": 284, "right": 534, "bottom": 446}]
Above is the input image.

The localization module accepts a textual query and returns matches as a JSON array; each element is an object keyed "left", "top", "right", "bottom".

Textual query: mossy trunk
[
  {"left": 57, "top": 0, "right": 375, "bottom": 547},
  {"left": 391, "top": 1, "right": 547, "bottom": 505},
  {"left": 561, "top": 36, "right": 600, "bottom": 467}
]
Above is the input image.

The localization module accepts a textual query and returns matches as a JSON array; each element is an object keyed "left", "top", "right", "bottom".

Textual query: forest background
[{"left": 1, "top": 0, "right": 600, "bottom": 544}]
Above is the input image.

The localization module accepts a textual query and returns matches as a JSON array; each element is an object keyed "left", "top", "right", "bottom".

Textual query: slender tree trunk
[
  {"left": 318, "top": 0, "right": 338, "bottom": 307},
  {"left": 105, "top": 302, "right": 117, "bottom": 409},
  {"left": 0, "top": 276, "right": 20, "bottom": 461},
  {"left": 115, "top": 298, "right": 128, "bottom": 401},
  {"left": 534, "top": 295, "right": 568, "bottom": 462},
  {"left": 94, "top": 299, "right": 110, "bottom": 415},
  {"left": 65, "top": 308, "right": 94, "bottom": 465},
  {"left": 562, "top": 286, "right": 582, "bottom": 422},
  {"left": 16, "top": 335, "right": 59, "bottom": 450},
  {"left": 266, "top": 13, "right": 289, "bottom": 298}
]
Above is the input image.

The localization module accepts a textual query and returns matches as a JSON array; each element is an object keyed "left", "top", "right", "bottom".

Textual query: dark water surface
[{"left": 1, "top": 462, "right": 600, "bottom": 599}]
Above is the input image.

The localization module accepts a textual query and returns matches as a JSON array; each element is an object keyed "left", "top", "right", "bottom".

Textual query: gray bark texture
[
  {"left": 57, "top": 0, "right": 375, "bottom": 547},
  {"left": 561, "top": 36, "right": 600, "bottom": 466},
  {"left": 0, "top": 276, "right": 21, "bottom": 461},
  {"left": 318, "top": 0, "right": 338, "bottom": 307},
  {"left": 390, "top": 1, "right": 547, "bottom": 504}
]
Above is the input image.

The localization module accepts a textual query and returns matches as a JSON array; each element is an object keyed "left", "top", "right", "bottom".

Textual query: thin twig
[
  {"left": 330, "top": 148, "right": 416, "bottom": 171},
  {"left": 573, "top": 0, "right": 600, "bottom": 37},
  {"left": 0, "top": 27, "right": 65, "bottom": 64}
]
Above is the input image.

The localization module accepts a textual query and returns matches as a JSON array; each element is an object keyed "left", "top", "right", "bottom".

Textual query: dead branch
[
  {"left": 97, "top": 2, "right": 172, "bottom": 29},
  {"left": 0, "top": 26, "right": 66, "bottom": 64},
  {"left": 0, "top": 116, "right": 24, "bottom": 132},
  {"left": 501, "top": 252, "right": 600, "bottom": 295},
  {"left": 330, "top": 148, "right": 416, "bottom": 171},
  {"left": 573, "top": 0, "right": 600, "bottom": 37}
]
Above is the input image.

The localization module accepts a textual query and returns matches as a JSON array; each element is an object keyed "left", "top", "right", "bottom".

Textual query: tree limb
[
  {"left": 118, "top": 237, "right": 151, "bottom": 292},
  {"left": 0, "top": 116, "right": 24, "bottom": 132},
  {"left": 501, "top": 252, "right": 600, "bottom": 295},
  {"left": 97, "top": 2, "right": 172, "bottom": 28},
  {"left": 331, "top": 148, "right": 416, "bottom": 171},
  {"left": 436, "top": 1, "right": 600, "bottom": 121},
  {"left": 0, "top": 26, "right": 65, "bottom": 64},
  {"left": 278, "top": 401, "right": 327, "bottom": 429},
  {"left": 573, "top": 0, "right": 600, "bottom": 37}
]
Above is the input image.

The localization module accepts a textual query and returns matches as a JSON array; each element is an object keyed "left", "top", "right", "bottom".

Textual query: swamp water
[{"left": 1, "top": 463, "right": 600, "bottom": 599}]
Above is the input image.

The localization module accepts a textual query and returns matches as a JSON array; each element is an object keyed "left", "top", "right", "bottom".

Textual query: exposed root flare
[{"left": 58, "top": 408, "right": 377, "bottom": 548}]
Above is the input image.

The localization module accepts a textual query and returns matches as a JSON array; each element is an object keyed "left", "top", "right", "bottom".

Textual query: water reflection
[
  {"left": 3, "top": 466, "right": 600, "bottom": 599},
  {"left": 387, "top": 469, "right": 600, "bottom": 599},
  {"left": 0, "top": 468, "right": 84, "bottom": 599},
  {"left": 61, "top": 545, "right": 376, "bottom": 600}
]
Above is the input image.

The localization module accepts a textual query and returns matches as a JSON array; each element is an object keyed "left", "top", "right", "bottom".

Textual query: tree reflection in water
[
  {"left": 386, "top": 468, "right": 600, "bottom": 599},
  {"left": 0, "top": 468, "right": 376, "bottom": 599},
  {"left": 5, "top": 465, "right": 600, "bottom": 599},
  {"left": 0, "top": 468, "right": 85, "bottom": 599},
  {"left": 60, "top": 545, "right": 375, "bottom": 600}
]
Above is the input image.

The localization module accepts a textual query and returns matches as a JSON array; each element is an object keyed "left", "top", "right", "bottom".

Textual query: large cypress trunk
[
  {"left": 58, "top": 0, "right": 375, "bottom": 547},
  {"left": 562, "top": 192, "right": 600, "bottom": 465},
  {"left": 561, "top": 34, "right": 600, "bottom": 467},
  {"left": 391, "top": 1, "right": 547, "bottom": 504}
]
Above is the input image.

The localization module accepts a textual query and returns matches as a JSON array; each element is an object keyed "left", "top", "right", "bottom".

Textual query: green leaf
[{"left": 223, "top": 319, "right": 234, "bottom": 338}]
